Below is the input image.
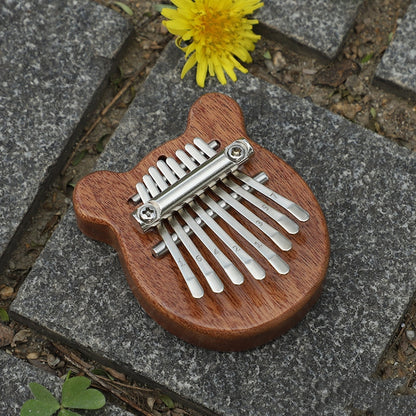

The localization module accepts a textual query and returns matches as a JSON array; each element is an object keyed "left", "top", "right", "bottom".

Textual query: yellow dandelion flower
[{"left": 161, "top": 0, "right": 263, "bottom": 87}]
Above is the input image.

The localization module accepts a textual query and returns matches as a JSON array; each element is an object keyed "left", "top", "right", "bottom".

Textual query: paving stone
[
  {"left": 0, "top": 0, "right": 131, "bottom": 265},
  {"left": 256, "top": 0, "right": 363, "bottom": 60},
  {"left": 0, "top": 351, "right": 135, "bottom": 416},
  {"left": 375, "top": 0, "right": 416, "bottom": 99},
  {"left": 11, "top": 42, "right": 416, "bottom": 415}
]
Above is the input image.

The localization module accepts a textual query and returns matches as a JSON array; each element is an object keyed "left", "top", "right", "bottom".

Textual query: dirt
[{"left": 0, "top": 0, "right": 415, "bottom": 414}]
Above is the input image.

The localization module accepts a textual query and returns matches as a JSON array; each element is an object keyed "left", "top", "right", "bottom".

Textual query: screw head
[
  {"left": 226, "top": 143, "right": 247, "bottom": 162},
  {"left": 138, "top": 204, "right": 157, "bottom": 223}
]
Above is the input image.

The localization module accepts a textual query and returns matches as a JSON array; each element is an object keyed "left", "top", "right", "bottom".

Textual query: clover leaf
[
  {"left": 61, "top": 376, "right": 105, "bottom": 410},
  {"left": 20, "top": 383, "right": 60, "bottom": 416},
  {"left": 20, "top": 376, "right": 105, "bottom": 416}
]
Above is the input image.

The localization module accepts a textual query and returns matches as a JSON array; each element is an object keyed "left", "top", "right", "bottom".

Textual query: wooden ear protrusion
[{"left": 73, "top": 93, "right": 330, "bottom": 351}]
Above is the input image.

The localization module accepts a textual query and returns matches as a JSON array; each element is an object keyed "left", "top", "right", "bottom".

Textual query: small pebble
[
  {"left": 0, "top": 324, "right": 14, "bottom": 347},
  {"left": 0, "top": 286, "right": 14, "bottom": 299},
  {"left": 47, "top": 354, "right": 60, "bottom": 368},
  {"left": 147, "top": 397, "right": 156, "bottom": 410},
  {"left": 11, "top": 329, "right": 31, "bottom": 347},
  {"left": 27, "top": 352, "right": 40, "bottom": 360},
  {"left": 406, "top": 329, "right": 415, "bottom": 341},
  {"left": 272, "top": 51, "right": 287, "bottom": 72}
]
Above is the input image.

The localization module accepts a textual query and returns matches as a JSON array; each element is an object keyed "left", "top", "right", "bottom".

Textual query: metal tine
[
  {"left": 137, "top": 181, "right": 204, "bottom": 299},
  {"left": 194, "top": 137, "right": 310, "bottom": 222},
  {"left": 193, "top": 139, "right": 299, "bottom": 234},
  {"left": 131, "top": 141, "right": 220, "bottom": 205},
  {"left": 185, "top": 144, "right": 292, "bottom": 251},
  {"left": 157, "top": 160, "right": 244, "bottom": 285},
  {"left": 175, "top": 151, "right": 290, "bottom": 275},
  {"left": 235, "top": 171, "right": 310, "bottom": 222},
  {"left": 166, "top": 157, "right": 265, "bottom": 280},
  {"left": 148, "top": 167, "right": 224, "bottom": 293},
  {"left": 131, "top": 191, "right": 141, "bottom": 204},
  {"left": 193, "top": 137, "right": 217, "bottom": 158},
  {"left": 223, "top": 178, "right": 299, "bottom": 235},
  {"left": 151, "top": 171, "right": 269, "bottom": 258}
]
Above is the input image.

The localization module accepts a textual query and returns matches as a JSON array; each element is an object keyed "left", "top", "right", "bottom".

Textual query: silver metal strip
[
  {"left": 169, "top": 215, "right": 224, "bottom": 293},
  {"left": 195, "top": 137, "right": 310, "bottom": 223},
  {"left": 158, "top": 224, "right": 204, "bottom": 299},
  {"left": 194, "top": 137, "right": 217, "bottom": 157},
  {"left": 223, "top": 178, "right": 299, "bottom": 235},
  {"left": 164, "top": 157, "right": 265, "bottom": 280},
  {"left": 148, "top": 167, "right": 224, "bottom": 293},
  {"left": 158, "top": 160, "right": 244, "bottom": 285},
  {"left": 212, "top": 185, "right": 292, "bottom": 251},
  {"left": 151, "top": 171, "right": 269, "bottom": 258},
  {"left": 234, "top": 171, "right": 310, "bottom": 222},
  {"left": 185, "top": 143, "right": 293, "bottom": 250},
  {"left": 133, "top": 139, "right": 254, "bottom": 232},
  {"left": 136, "top": 182, "right": 204, "bottom": 298},
  {"left": 176, "top": 150, "right": 289, "bottom": 275},
  {"left": 179, "top": 208, "right": 244, "bottom": 285},
  {"left": 200, "top": 195, "right": 290, "bottom": 275},
  {"left": 190, "top": 200, "right": 266, "bottom": 280},
  {"left": 131, "top": 140, "right": 221, "bottom": 204}
]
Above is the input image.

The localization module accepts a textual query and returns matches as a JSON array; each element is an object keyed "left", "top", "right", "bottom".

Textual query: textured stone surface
[
  {"left": 12, "top": 43, "right": 416, "bottom": 415},
  {"left": 0, "top": 0, "right": 130, "bottom": 264},
  {"left": 0, "top": 351, "right": 135, "bottom": 415},
  {"left": 257, "top": 0, "right": 363, "bottom": 59},
  {"left": 375, "top": 0, "right": 416, "bottom": 98}
]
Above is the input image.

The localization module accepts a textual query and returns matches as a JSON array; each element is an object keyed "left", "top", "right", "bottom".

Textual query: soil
[{"left": 0, "top": 0, "right": 415, "bottom": 414}]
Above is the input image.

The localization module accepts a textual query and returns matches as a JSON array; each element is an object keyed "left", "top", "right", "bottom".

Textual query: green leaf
[
  {"left": 113, "top": 1, "right": 133, "bottom": 15},
  {"left": 263, "top": 50, "right": 271, "bottom": 60},
  {"left": 388, "top": 31, "right": 394, "bottom": 43},
  {"left": 29, "top": 383, "right": 60, "bottom": 405},
  {"left": 71, "top": 150, "right": 86, "bottom": 166},
  {"left": 154, "top": 4, "right": 176, "bottom": 12},
  {"left": 95, "top": 135, "right": 109, "bottom": 154},
  {"left": 361, "top": 52, "right": 373, "bottom": 64},
  {"left": 20, "top": 398, "right": 60, "bottom": 416},
  {"left": 370, "top": 107, "right": 377, "bottom": 119},
  {"left": 160, "top": 394, "right": 175, "bottom": 409},
  {"left": 58, "top": 409, "right": 82, "bottom": 416},
  {"left": 61, "top": 376, "right": 105, "bottom": 410},
  {"left": 0, "top": 308, "right": 9, "bottom": 322}
]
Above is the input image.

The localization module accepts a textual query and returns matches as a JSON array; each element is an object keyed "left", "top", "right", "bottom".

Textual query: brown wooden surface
[{"left": 73, "top": 93, "right": 330, "bottom": 351}]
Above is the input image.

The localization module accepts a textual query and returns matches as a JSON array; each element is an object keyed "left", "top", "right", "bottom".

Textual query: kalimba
[{"left": 73, "top": 93, "right": 330, "bottom": 351}]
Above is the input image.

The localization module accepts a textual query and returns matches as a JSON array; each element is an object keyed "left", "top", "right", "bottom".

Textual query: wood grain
[{"left": 73, "top": 93, "right": 330, "bottom": 351}]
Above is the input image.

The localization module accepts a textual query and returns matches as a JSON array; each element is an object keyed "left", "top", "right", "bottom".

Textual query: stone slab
[
  {"left": 0, "top": 351, "right": 134, "bottom": 416},
  {"left": 256, "top": 0, "right": 363, "bottom": 60},
  {"left": 11, "top": 42, "right": 416, "bottom": 416},
  {"left": 375, "top": 0, "right": 416, "bottom": 99},
  {"left": 0, "top": 0, "right": 131, "bottom": 265}
]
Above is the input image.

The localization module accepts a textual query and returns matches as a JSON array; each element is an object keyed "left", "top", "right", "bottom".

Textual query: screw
[
  {"left": 138, "top": 204, "right": 157, "bottom": 223},
  {"left": 226, "top": 143, "right": 247, "bottom": 162}
]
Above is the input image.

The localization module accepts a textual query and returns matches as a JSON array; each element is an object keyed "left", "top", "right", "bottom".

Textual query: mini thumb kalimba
[{"left": 73, "top": 93, "right": 330, "bottom": 351}]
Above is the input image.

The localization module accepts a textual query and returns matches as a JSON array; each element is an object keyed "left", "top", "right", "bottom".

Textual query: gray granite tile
[
  {"left": 0, "top": 0, "right": 131, "bottom": 265},
  {"left": 375, "top": 0, "right": 416, "bottom": 99},
  {"left": 0, "top": 351, "right": 135, "bottom": 416},
  {"left": 11, "top": 42, "right": 416, "bottom": 416},
  {"left": 257, "top": 0, "right": 363, "bottom": 60}
]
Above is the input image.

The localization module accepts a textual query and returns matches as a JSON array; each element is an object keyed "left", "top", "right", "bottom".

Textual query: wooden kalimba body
[{"left": 73, "top": 93, "right": 330, "bottom": 351}]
